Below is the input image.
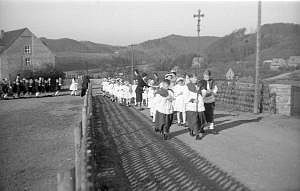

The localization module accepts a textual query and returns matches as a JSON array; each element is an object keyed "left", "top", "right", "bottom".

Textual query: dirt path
[{"left": 0, "top": 95, "right": 83, "bottom": 191}]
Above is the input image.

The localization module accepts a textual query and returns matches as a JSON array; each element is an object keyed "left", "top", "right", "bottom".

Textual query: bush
[{"left": 16, "top": 65, "right": 65, "bottom": 79}]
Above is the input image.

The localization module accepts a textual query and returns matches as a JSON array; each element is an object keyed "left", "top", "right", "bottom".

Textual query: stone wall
[
  {"left": 269, "top": 84, "right": 292, "bottom": 116},
  {"left": 215, "top": 80, "right": 299, "bottom": 116},
  {"left": 291, "top": 86, "right": 300, "bottom": 116}
]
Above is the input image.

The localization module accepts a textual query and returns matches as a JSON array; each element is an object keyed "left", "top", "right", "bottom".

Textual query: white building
[{"left": 287, "top": 56, "right": 300, "bottom": 67}]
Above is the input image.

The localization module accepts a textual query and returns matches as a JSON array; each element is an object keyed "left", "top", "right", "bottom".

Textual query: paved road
[{"left": 93, "top": 96, "right": 252, "bottom": 191}]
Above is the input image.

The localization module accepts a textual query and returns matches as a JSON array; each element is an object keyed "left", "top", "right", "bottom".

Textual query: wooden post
[
  {"left": 74, "top": 122, "right": 82, "bottom": 191},
  {"left": 80, "top": 134, "right": 87, "bottom": 191},
  {"left": 84, "top": 94, "right": 88, "bottom": 108},
  {"left": 57, "top": 167, "right": 75, "bottom": 191},
  {"left": 82, "top": 107, "right": 87, "bottom": 137},
  {"left": 254, "top": 1, "right": 261, "bottom": 114}
]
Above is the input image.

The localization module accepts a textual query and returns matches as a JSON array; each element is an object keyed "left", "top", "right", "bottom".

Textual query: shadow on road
[
  {"left": 216, "top": 117, "right": 263, "bottom": 133},
  {"left": 92, "top": 95, "right": 251, "bottom": 191}
]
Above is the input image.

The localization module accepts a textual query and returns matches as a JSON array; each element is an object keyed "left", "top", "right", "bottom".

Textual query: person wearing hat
[
  {"left": 165, "top": 72, "right": 176, "bottom": 90},
  {"left": 173, "top": 77, "right": 188, "bottom": 126},
  {"left": 200, "top": 70, "right": 218, "bottom": 133},
  {"left": 154, "top": 79, "right": 174, "bottom": 140},
  {"left": 134, "top": 70, "right": 149, "bottom": 110},
  {"left": 184, "top": 74, "right": 207, "bottom": 140}
]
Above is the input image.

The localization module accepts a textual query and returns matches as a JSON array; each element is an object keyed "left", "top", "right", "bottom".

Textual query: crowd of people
[
  {"left": 0, "top": 73, "right": 91, "bottom": 100},
  {"left": 101, "top": 69, "right": 218, "bottom": 140},
  {"left": 0, "top": 74, "right": 63, "bottom": 99}
]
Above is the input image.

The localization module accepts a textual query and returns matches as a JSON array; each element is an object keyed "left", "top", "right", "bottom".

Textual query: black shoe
[
  {"left": 163, "top": 134, "right": 168, "bottom": 140},
  {"left": 196, "top": 134, "right": 202, "bottom": 140},
  {"left": 189, "top": 131, "right": 195, "bottom": 137}
]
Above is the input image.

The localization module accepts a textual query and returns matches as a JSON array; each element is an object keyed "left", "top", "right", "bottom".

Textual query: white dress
[
  {"left": 131, "top": 85, "right": 137, "bottom": 98},
  {"left": 173, "top": 84, "right": 188, "bottom": 112},
  {"left": 69, "top": 79, "right": 78, "bottom": 91},
  {"left": 147, "top": 87, "right": 156, "bottom": 109}
]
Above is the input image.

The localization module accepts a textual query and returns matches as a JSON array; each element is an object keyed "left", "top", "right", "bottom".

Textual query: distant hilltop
[{"left": 37, "top": 23, "right": 300, "bottom": 81}]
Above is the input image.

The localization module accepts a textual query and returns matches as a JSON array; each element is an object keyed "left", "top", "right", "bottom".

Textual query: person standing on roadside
[
  {"left": 134, "top": 70, "right": 149, "bottom": 110},
  {"left": 81, "top": 75, "right": 90, "bottom": 97},
  {"left": 200, "top": 70, "right": 218, "bottom": 133}
]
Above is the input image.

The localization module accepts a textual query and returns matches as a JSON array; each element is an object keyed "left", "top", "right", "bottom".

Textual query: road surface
[{"left": 92, "top": 95, "right": 300, "bottom": 191}]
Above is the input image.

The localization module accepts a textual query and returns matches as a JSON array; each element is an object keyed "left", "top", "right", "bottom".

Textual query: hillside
[
  {"left": 203, "top": 23, "right": 300, "bottom": 79},
  {"left": 40, "top": 37, "right": 122, "bottom": 53},
  {"left": 40, "top": 23, "right": 300, "bottom": 77},
  {"left": 41, "top": 35, "right": 219, "bottom": 71},
  {"left": 132, "top": 34, "right": 219, "bottom": 61},
  {"left": 205, "top": 23, "right": 300, "bottom": 63}
]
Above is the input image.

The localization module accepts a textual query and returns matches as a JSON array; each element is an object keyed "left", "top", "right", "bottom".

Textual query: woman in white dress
[
  {"left": 69, "top": 77, "right": 78, "bottom": 96},
  {"left": 131, "top": 80, "right": 137, "bottom": 106},
  {"left": 147, "top": 79, "right": 156, "bottom": 117},
  {"left": 173, "top": 77, "right": 188, "bottom": 126}
]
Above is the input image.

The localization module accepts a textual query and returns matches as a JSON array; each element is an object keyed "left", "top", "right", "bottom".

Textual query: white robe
[{"left": 173, "top": 84, "right": 188, "bottom": 112}]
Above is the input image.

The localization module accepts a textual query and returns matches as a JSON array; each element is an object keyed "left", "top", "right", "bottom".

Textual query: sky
[{"left": 0, "top": 0, "right": 299, "bottom": 46}]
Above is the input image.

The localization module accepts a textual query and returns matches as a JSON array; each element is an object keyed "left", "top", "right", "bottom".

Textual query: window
[
  {"left": 25, "top": 58, "right": 31, "bottom": 66},
  {"left": 24, "top": 45, "right": 31, "bottom": 54}
]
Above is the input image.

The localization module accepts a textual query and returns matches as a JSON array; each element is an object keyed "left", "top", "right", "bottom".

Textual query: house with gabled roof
[
  {"left": 0, "top": 28, "right": 55, "bottom": 80},
  {"left": 225, "top": 67, "right": 235, "bottom": 80}
]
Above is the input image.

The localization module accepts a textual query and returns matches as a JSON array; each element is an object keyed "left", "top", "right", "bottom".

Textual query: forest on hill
[{"left": 41, "top": 23, "right": 300, "bottom": 79}]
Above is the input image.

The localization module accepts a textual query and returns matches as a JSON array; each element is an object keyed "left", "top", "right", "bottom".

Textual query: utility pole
[
  {"left": 131, "top": 45, "right": 134, "bottom": 83},
  {"left": 193, "top": 9, "right": 204, "bottom": 76},
  {"left": 254, "top": 1, "right": 261, "bottom": 114}
]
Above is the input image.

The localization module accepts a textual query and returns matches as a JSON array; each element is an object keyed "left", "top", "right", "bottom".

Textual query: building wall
[
  {"left": 31, "top": 32, "right": 55, "bottom": 70},
  {"left": 269, "top": 84, "right": 291, "bottom": 115},
  {"left": 291, "top": 86, "right": 300, "bottom": 116},
  {"left": 0, "top": 54, "right": 9, "bottom": 79},
  {"left": 0, "top": 28, "right": 55, "bottom": 80}
]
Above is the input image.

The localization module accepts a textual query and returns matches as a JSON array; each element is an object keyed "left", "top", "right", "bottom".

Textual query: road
[{"left": 92, "top": 95, "right": 300, "bottom": 191}]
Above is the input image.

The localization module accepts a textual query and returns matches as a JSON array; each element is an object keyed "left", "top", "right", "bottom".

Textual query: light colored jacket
[
  {"left": 184, "top": 88, "right": 206, "bottom": 112},
  {"left": 155, "top": 89, "right": 174, "bottom": 114}
]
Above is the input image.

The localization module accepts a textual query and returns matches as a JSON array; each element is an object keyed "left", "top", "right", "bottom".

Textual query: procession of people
[
  {"left": 0, "top": 74, "right": 91, "bottom": 99},
  {"left": 0, "top": 74, "right": 64, "bottom": 99},
  {"left": 101, "top": 69, "right": 218, "bottom": 140}
]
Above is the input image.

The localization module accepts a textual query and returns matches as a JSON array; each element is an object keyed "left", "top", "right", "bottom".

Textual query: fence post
[
  {"left": 74, "top": 122, "right": 82, "bottom": 191},
  {"left": 82, "top": 106, "right": 87, "bottom": 137},
  {"left": 80, "top": 133, "right": 87, "bottom": 190},
  {"left": 57, "top": 167, "right": 75, "bottom": 191}
]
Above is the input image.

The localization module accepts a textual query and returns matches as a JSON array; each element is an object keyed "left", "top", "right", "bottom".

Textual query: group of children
[
  {"left": 0, "top": 74, "right": 63, "bottom": 99},
  {"left": 101, "top": 70, "right": 218, "bottom": 141},
  {"left": 102, "top": 78, "right": 137, "bottom": 106}
]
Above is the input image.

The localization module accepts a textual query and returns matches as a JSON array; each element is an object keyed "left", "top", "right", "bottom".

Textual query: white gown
[
  {"left": 173, "top": 84, "right": 188, "bottom": 112},
  {"left": 69, "top": 79, "right": 78, "bottom": 91}
]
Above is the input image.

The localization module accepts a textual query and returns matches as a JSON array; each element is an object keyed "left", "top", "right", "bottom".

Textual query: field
[{"left": 0, "top": 95, "right": 83, "bottom": 191}]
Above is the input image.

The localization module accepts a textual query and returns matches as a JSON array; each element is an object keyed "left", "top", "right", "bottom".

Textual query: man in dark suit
[{"left": 81, "top": 75, "right": 90, "bottom": 97}]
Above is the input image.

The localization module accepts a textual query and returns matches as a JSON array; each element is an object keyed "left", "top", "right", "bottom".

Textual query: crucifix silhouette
[{"left": 193, "top": 9, "right": 204, "bottom": 37}]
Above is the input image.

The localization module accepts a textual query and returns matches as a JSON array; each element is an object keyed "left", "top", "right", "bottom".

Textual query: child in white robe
[
  {"left": 173, "top": 77, "right": 188, "bottom": 126},
  {"left": 131, "top": 80, "right": 137, "bottom": 105}
]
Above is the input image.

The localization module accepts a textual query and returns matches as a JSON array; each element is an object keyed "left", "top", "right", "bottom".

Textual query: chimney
[{"left": 0, "top": 30, "right": 4, "bottom": 40}]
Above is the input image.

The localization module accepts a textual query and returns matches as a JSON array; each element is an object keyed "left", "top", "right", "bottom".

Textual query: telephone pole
[
  {"left": 254, "top": 1, "right": 261, "bottom": 114},
  {"left": 193, "top": 9, "right": 204, "bottom": 76},
  {"left": 131, "top": 45, "right": 134, "bottom": 83}
]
